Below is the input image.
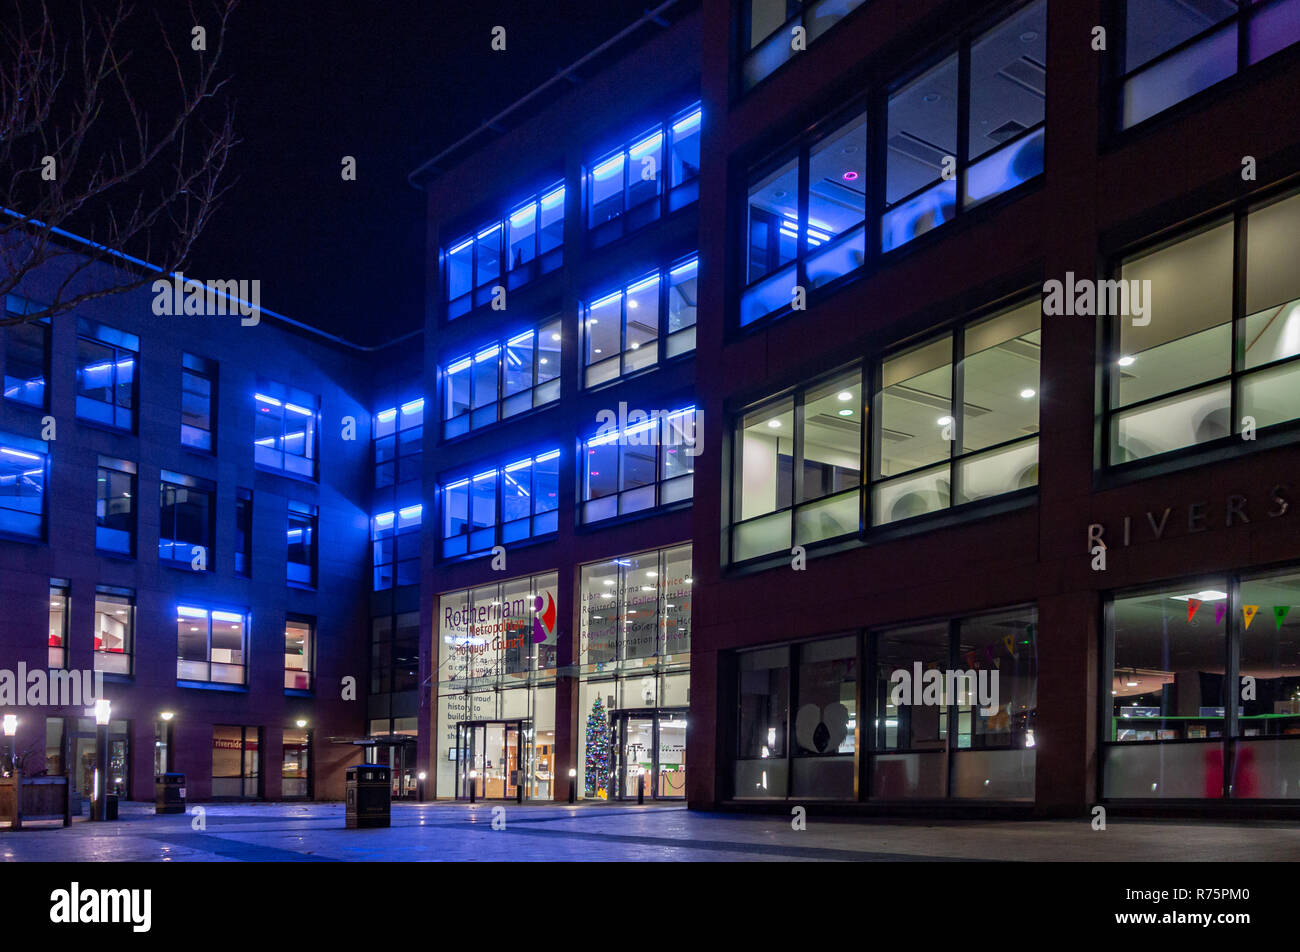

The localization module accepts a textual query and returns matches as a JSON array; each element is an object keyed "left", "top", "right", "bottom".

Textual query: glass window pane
[
  {"left": 667, "top": 258, "right": 699, "bottom": 334},
  {"left": 968, "top": 2, "right": 1046, "bottom": 163},
  {"left": 585, "top": 439, "right": 619, "bottom": 500},
  {"left": 475, "top": 225, "right": 501, "bottom": 288},
  {"left": 873, "top": 623, "right": 948, "bottom": 750},
  {"left": 1113, "top": 383, "right": 1231, "bottom": 462},
  {"left": 1245, "top": 192, "right": 1300, "bottom": 367},
  {"left": 799, "top": 371, "right": 862, "bottom": 504},
  {"left": 793, "top": 637, "right": 856, "bottom": 800},
  {"left": 503, "top": 333, "right": 535, "bottom": 396},
  {"left": 506, "top": 203, "right": 536, "bottom": 271},
  {"left": 471, "top": 474, "right": 496, "bottom": 531},
  {"left": 533, "top": 452, "right": 559, "bottom": 514},
  {"left": 625, "top": 275, "right": 660, "bottom": 371},
  {"left": 956, "top": 608, "right": 1037, "bottom": 748},
  {"left": 537, "top": 321, "right": 561, "bottom": 384},
  {"left": 502, "top": 461, "right": 532, "bottom": 525},
  {"left": 445, "top": 359, "right": 471, "bottom": 420},
  {"left": 586, "top": 293, "right": 622, "bottom": 367},
  {"left": 736, "top": 646, "right": 790, "bottom": 797},
  {"left": 590, "top": 152, "right": 625, "bottom": 226},
  {"left": 886, "top": 54, "right": 958, "bottom": 205},
  {"left": 447, "top": 238, "right": 474, "bottom": 299},
  {"left": 1110, "top": 583, "right": 1227, "bottom": 745},
  {"left": 472, "top": 347, "right": 500, "bottom": 409},
  {"left": 807, "top": 112, "right": 867, "bottom": 245},
  {"left": 626, "top": 131, "right": 663, "bottom": 209},
  {"left": 747, "top": 156, "right": 799, "bottom": 285},
  {"left": 1117, "top": 222, "right": 1234, "bottom": 406},
  {"left": 1122, "top": 20, "right": 1237, "bottom": 127},
  {"left": 876, "top": 336, "right": 953, "bottom": 477},
  {"left": 442, "top": 484, "right": 468, "bottom": 540},
  {"left": 4, "top": 322, "right": 47, "bottom": 407},
  {"left": 960, "top": 301, "right": 1041, "bottom": 452},
  {"left": 1238, "top": 569, "right": 1300, "bottom": 738},
  {"left": 1124, "top": 0, "right": 1237, "bottom": 72},
  {"left": 737, "top": 397, "right": 794, "bottom": 519},
  {"left": 539, "top": 187, "right": 565, "bottom": 253},
  {"left": 669, "top": 108, "right": 702, "bottom": 187}
]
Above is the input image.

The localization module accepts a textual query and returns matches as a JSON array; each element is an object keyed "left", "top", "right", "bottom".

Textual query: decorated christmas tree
[{"left": 584, "top": 696, "right": 611, "bottom": 799}]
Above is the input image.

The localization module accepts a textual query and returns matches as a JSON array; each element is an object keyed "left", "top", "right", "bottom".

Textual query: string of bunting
[{"left": 1186, "top": 599, "right": 1293, "bottom": 630}]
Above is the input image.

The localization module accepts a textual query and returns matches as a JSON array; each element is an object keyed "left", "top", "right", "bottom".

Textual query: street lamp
[
  {"left": 568, "top": 767, "right": 577, "bottom": 804},
  {"left": 3, "top": 714, "right": 17, "bottom": 779},
  {"left": 417, "top": 770, "right": 427, "bottom": 802},
  {"left": 295, "top": 719, "right": 307, "bottom": 728},
  {"left": 93, "top": 699, "right": 110, "bottom": 822},
  {"left": 468, "top": 769, "right": 478, "bottom": 804}
]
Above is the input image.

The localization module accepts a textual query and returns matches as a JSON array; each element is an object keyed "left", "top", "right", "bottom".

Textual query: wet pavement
[{"left": 1, "top": 801, "right": 1298, "bottom": 861}]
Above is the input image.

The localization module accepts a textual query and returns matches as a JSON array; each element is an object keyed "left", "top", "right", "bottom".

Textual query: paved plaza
[{"left": 1, "top": 802, "right": 1298, "bottom": 861}]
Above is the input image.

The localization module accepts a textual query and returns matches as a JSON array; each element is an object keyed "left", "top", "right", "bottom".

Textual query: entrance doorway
[
  {"left": 366, "top": 739, "right": 417, "bottom": 800},
  {"left": 612, "top": 709, "right": 687, "bottom": 800},
  {"left": 455, "top": 720, "right": 526, "bottom": 800}
]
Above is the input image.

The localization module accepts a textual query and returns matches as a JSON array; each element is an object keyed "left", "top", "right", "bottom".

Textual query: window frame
[
  {"left": 159, "top": 470, "right": 216, "bottom": 571},
  {"left": 253, "top": 382, "right": 320, "bottom": 479},
  {"left": 440, "top": 450, "right": 562, "bottom": 558},
  {"left": 2, "top": 296, "right": 50, "bottom": 410},
  {"left": 74, "top": 319, "right": 139, "bottom": 432},
  {"left": 372, "top": 504, "right": 423, "bottom": 589},
  {"left": 579, "top": 409, "right": 697, "bottom": 525},
  {"left": 48, "top": 579, "right": 69, "bottom": 670},
  {"left": 737, "top": 0, "right": 871, "bottom": 94},
  {"left": 286, "top": 500, "right": 318, "bottom": 588},
  {"left": 177, "top": 604, "right": 249, "bottom": 686},
  {"left": 582, "top": 254, "right": 699, "bottom": 389},
  {"left": 284, "top": 615, "right": 315, "bottom": 692},
  {"left": 584, "top": 102, "right": 702, "bottom": 248},
  {"left": 444, "top": 182, "right": 566, "bottom": 319},
  {"left": 1113, "top": 0, "right": 1300, "bottom": 131},
  {"left": 441, "top": 319, "right": 562, "bottom": 439},
  {"left": 93, "top": 586, "right": 135, "bottom": 678},
  {"left": 95, "top": 455, "right": 137, "bottom": 557},
  {"left": 0, "top": 436, "right": 47, "bottom": 541},
  {"left": 1101, "top": 189, "right": 1300, "bottom": 472},
  {"left": 181, "top": 352, "right": 217, "bottom": 453}
]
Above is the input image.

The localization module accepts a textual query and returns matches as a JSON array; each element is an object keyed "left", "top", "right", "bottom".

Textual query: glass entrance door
[
  {"left": 613, "top": 709, "right": 687, "bottom": 800},
  {"left": 368, "top": 743, "right": 417, "bottom": 799},
  {"left": 455, "top": 720, "right": 526, "bottom": 800}
]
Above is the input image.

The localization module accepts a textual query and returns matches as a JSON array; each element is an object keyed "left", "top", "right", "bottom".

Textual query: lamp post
[
  {"left": 637, "top": 766, "right": 646, "bottom": 805},
  {"left": 2, "top": 714, "right": 16, "bottom": 778},
  {"left": 567, "top": 767, "right": 577, "bottom": 804},
  {"left": 93, "top": 699, "right": 110, "bottom": 822},
  {"left": 417, "top": 771, "right": 427, "bottom": 802}
]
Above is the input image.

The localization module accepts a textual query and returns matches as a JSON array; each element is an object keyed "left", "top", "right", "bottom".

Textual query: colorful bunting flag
[
  {"left": 1215, "top": 603, "right": 1227, "bottom": 626},
  {"left": 1243, "top": 605, "right": 1260, "bottom": 630},
  {"left": 1187, "top": 598, "right": 1202, "bottom": 622},
  {"left": 1275, "top": 606, "right": 1292, "bottom": 630},
  {"left": 1002, "top": 634, "right": 1015, "bottom": 657}
]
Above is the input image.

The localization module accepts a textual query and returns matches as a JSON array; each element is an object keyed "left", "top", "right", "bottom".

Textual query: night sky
[{"left": 182, "top": 0, "right": 651, "bottom": 344}]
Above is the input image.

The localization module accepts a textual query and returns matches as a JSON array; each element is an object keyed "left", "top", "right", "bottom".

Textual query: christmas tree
[{"left": 584, "top": 696, "right": 611, "bottom": 799}]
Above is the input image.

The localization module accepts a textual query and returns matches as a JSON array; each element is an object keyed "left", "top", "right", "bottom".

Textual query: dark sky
[{"left": 185, "top": 0, "right": 651, "bottom": 345}]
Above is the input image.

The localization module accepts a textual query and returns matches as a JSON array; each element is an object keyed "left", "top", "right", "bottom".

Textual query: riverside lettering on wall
[{"left": 1087, "top": 484, "right": 1290, "bottom": 553}]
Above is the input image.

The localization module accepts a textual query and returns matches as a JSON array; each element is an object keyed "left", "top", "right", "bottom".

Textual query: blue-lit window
[
  {"left": 444, "top": 319, "right": 561, "bottom": 438},
  {"left": 581, "top": 408, "right": 697, "bottom": 524},
  {"left": 254, "top": 382, "right": 319, "bottom": 478},
  {"left": 372, "top": 505, "right": 422, "bottom": 590},
  {"left": 743, "top": 109, "right": 867, "bottom": 326},
  {"left": 445, "top": 183, "right": 565, "bottom": 319},
  {"left": 95, "top": 455, "right": 136, "bottom": 555},
  {"left": 375, "top": 398, "right": 424, "bottom": 488},
  {"left": 287, "top": 500, "right": 317, "bottom": 587},
  {"left": 441, "top": 450, "right": 560, "bottom": 558},
  {"left": 586, "top": 103, "right": 701, "bottom": 248},
  {"left": 3, "top": 295, "right": 48, "bottom": 409},
  {"left": 176, "top": 605, "right": 247, "bottom": 685},
  {"left": 181, "top": 353, "right": 216, "bottom": 452},
  {"left": 583, "top": 256, "right": 698, "bottom": 388},
  {"left": 159, "top": 471, "right": 214, "bottom": 569},
  {"left": 0, "top": 438, "right": 46, "bottom": 538},
  {"left": 884, "top": 1, "right": 1045, "bottom": 252},
  {"left": 75, "top": 319, "right": 137, "bottom": 430},
  {"left": 740, "top": 0, "right": 869, "bottom": 92},
  {"left": 1119, "top": 0, "right": 1300, "bottom": 128}
]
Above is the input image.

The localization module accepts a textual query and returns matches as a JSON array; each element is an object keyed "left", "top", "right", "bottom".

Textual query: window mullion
[{"left": 956, "top": 37, "right": 972, "bottom": 214}]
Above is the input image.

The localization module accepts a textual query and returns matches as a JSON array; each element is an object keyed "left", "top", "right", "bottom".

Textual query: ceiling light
[
  {"left": 837, "top": 391, "right": 852, "bottom": 401},
  {"left": 551, "top": 333, "right": 561, "bottom": 341},
  {"left": 1020, "top": 388, "right": 1036, "bottom": 399},
  {"left": 937, "top": 416, "right": 954, "bottom": 426},
  {"left": 1117, "top": 355, "right": 1135, "bottom": 367},
  {"left": 838, "top": 409, "right": 854, "bottom": 417},
  {"left": 842, "top": 170, "right": 858, "bottom": 181},
  {"left": 923, "top": 92, "right": 940, "bottom": 103},
  {"left": 767, "top": 419, "right": 781, "bottom": 429}
]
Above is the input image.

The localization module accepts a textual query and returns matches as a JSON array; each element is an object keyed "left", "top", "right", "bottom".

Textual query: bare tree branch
[{"left": 0, "top": 0, "right": 240, "bottom": 325}]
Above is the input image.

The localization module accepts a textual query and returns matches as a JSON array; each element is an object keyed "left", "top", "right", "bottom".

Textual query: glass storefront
[
  {"left": 436, "top": 571, "right": 559, "bottom": 800},
  {"left": 282, "top": 728, "right": 311, "bottom": 798},
  {"left": 1103, "top": 565, "right": 1300, "bottom": 799},
  {"left": 212, "top": 725, "right": 260, "bottom": 799},
  {"left": 52, "top": 718, "right": 130, "bottom": 807},
  {"left": 733, "top": 605, "right": 1038, "bottom": 801},
  {"left": 576, "top": 544, "right": 692, "bottom": 800}
]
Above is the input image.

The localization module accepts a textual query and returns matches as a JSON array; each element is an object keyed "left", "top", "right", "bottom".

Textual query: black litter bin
[
  {"left": 104, "top": 794, "right": 118, "bottom": 821},
  {"left": 345, "top": 764, "right": 391, "bottom": 829},
  {"left": 155, "top": 773, "right": 186, "bottom": 814}
]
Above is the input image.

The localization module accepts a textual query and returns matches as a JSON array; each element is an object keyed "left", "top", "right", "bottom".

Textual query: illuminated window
[
  {"left": 373, "top": 504, "right": 422, "bottom": 590},
  {"left": 159, "top": 471, "right": 215, "bottom": 569},
  {"left": 739, "top": 0, "right": 869, "bottom": 91},
  {"left": 286, "top": 501, "right": 317, "bottom": 587},
  {"left": 95, "top": 456, "right": 136, "bottom": 556},
  {"left": 586, "top": 103, "right": 701, "bottom": 247},
  {"left": 581, "top": 409, "right": 697, "bottom": 524},
  {"left": 375, "top": 398, "right": 424, "bottom": 487},
  {"left": 75, "top": 319, "right": 137, "bottom": 430},
  {"left": 181, "top": 353, "right": 216, "bottom": 452},
  {"left": 177, "top": 605, "right": 247, "bottom": 685},
  {"left": 48, "top": 580, "right": 68, "bottom": 669},
  {"left": 3, "top": 295, "right": 48, "bottom": 409},
  {"left": 441, "top": 450, "right": 560, "bottom": 557},
  {"left": 253, "top": 381, "right": 319, "bottom": 478},
  {"left": 1119, "top": 0, "right": 1300, "bottom": 129},
  {"left": 583, "top": 256, "right": 698, "bottom": 388},
  {"left": 284, "top": 617, "right": 314, "bottom": 691},
  {"left": 0, "top": 436, "right": 46, "bottom": 539},
  {"left": 94, "top": 587, "right": 134, "bottom": 676},
  {"left": 443, "top": 318, "right": 561, "bottom": 438},
  {"left": 445, "top": 182, "right": 565, "bottom": 318}
]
